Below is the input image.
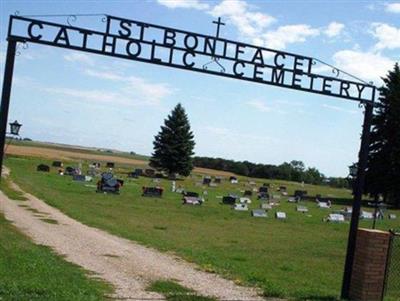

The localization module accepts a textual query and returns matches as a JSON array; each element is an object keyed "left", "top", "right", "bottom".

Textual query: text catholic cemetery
[{"left": 8, "top": 15, "right": 376, "bottom": 103}]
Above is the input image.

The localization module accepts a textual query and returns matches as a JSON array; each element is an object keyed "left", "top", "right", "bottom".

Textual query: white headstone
[
  {"left": 276, "top": 212, "right": 287, "bottom": 219},
  {"left": 328, "top": 214, "right": 345, "bottom": 223},
  {"left": 297, "top": 206, "right": 308, "bottom": 213},
  {"left": 318, "top": 202, "right": 330, "bottom": 209},
  {"left": 239, "top": 197, "right": 252, "bottom": 204},
  {"left": 233, "top": 203, "right": 248, "bottom": 211},
  {"left": 252, "top": 209, "right": 267, "bottom": 217},
  {"left": 361, "top": 211, "right": 374, "bottom": 219}
]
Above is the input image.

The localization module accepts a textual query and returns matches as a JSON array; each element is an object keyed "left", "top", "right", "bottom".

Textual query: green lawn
[
  {"left": 0, "top": 212, "right": 111, "bottom": 301},
  {"left": 4, "top": 155, "right": 400, "bottom": 300}
]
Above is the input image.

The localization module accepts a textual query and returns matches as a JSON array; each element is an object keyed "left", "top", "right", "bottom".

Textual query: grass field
[
  {"left": 3, "top": 153, "right": 400, "bottom": 300},
  {"left": 0, "top": 211, "right": 111, "bottom": 301}
]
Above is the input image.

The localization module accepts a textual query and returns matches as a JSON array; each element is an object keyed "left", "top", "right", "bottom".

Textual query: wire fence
[{"left": 384, "top": 229, "right": 400, "bottom": 301}]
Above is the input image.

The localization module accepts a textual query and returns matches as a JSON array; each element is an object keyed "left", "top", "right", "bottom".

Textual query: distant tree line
[{"left": 193, "top": 157, "right": 349, "bottom": 188}]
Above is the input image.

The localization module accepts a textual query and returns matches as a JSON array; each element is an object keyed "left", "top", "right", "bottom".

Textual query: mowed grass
[
  {"left": 0, "top": 213, "right": 111, "bottom": 301},
  {"left": 148, "top": 280, "right": 216, "bottom": 301},
  {"left": 5, "top": 155, "right": 400, "bottom": 300}
]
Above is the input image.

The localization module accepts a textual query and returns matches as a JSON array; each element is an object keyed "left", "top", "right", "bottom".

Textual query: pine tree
[
  {"left": 150, "top": 103, "right": 195, "bottom": 177},
  {"left": 365, "top": 63, "right": 400, "bottom": 207}
]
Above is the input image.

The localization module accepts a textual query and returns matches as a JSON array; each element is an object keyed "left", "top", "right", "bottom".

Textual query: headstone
[
  {"left": 52, "top": 161, "right": 63, "bottom": 167},
  {"left": 260, "top": 203, "right": 272, "bottom": 210},
  {"left": 251, "top": 209, "right": 267, "bottom": 218},
  {"left": 183, "top": 196, "right": 203, "bottom": 205},
  {"left": 222, "top": 195, "right": 237, "bottom": 205},
  {"left": 239, "top": 197, "right": 251, "bottom": 204},
  {"left": 294, "top": 190, "right": 307, "bottom": 199},
  {"left": 171, "top": 181, "right": 176, "bottom": 192},
  {"left": 327, "top": 213, "right": 345, "bottom": 223},
  {"left": 388, "top": 214, "right": 397, "bottom": 219},
  {"left": 97, "top": 172, "right": 122, "bottom": 194},
  {"left": 37, "top": 164, "right": 50, "bottom": 172},
  {"left": 248, "top": 181, "right": 256, "bottom": 186},
  {"left": 233, "top": 203, "right": 248, "bottom": 211},
  {"left": 244, "top": 190, "right": 252, "bottom": 197},
  {"left": 279, "top": 186, "right": 287, "bottom": 192},
  {"left": 276, "top": 212, "right": 287, "bottom": 219},
  {"left": 106, "top": 162, "right": 115, "bottom": 168},
  {"left": 288, "top": 197, "right": 297, "bottom": 203},
  {"left": 214, "top": 177, "right": 222, "bottom": 184},
  {"left": 73, "top": 175, "right": 86, "bottom": 181},
  {"left": 203, "top": 176, "right": 212, "bottom": 185},
  {"left": 297, "top": 205, "right": 309, "bottom": 213},
  {"left": 142, "top": 186, "right": 163, "bottom": 197},
  {"left": 361, "top": 211, "right": 374, "bottom": 220},
  {"left": 209, "top": 183, "right": 218, "bottom": 187},
  {"left": 230, "top": 179, "right": 239, "bottom": 184},
  {"left": 134, "top": 168, "right": 143, "bottom": 176},
  {"left": 144, "top": 169, "right": 156, "bottom": 177},
  {"left": 318, "top": 202, "right": 330, "bottom": 209}
]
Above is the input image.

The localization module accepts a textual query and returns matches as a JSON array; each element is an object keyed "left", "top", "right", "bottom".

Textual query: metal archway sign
[{"left": 0, "top": 14, "right": 377, "bottom": 299}]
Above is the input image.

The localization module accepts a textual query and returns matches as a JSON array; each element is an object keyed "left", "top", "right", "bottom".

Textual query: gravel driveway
[{"left": 0, "top": 178, "right": 266, "bottom": 301}]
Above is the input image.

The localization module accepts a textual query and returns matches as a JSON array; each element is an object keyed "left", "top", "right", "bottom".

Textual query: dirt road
[{"left": 0, "top": 178, "right": 264, "bottom": 300}]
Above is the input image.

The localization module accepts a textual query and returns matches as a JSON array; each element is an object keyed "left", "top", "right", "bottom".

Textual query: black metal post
[
  {"left": 341, "top": 101, "right": 374, "bottom": 299},
  {"left": 0, "top": 39, "right": 17, "bottom": 181}
]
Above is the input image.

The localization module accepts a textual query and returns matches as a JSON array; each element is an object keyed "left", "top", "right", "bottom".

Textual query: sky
[{"left": 0, "top": 0, "right": 399, "bottom": 177}]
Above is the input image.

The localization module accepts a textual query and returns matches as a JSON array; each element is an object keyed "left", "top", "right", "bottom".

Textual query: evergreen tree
[
  {"left": 365, "top": 63, "right": 400, "bottom": 207},
  {"left": 150, "top": 103, "right": 195, "bottom": 177}
]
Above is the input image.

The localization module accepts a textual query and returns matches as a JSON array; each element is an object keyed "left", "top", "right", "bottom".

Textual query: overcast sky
[{"left": 0, "top": 0, "right": 399, "bottom": 177}]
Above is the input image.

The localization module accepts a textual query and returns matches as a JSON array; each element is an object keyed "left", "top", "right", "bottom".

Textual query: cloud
[
  {"left": 209, "top": 0, "right": 276, "bottom": 40},
  {"left": 246, "top": 99, "right": 271, "bottom": 112},
  {"left": 371, "top": 23, "right": 400, "bottom": 50},
  {"left": 261, "top": 24, "right": 320, "bottom": 49},
  {"left": 84, "top": 69, "right": 174, "bottom": 104},
  {"left": 44, "top": 87, "right": 125, "bottom": 105},
  {"left": 385, "top": 2, "right": 400, "bottom": 13},
  {"left": 324, "top": 22, "right": 345, "bottom": 37},
  {"left": 321, "top": 104, "right": 357, "bottom": 114},
  {"left": 157, "top": 0, "right": 209, "bottom": 10},
  {"left": 64, "top": 52, "right": 94, "bottom": 65},
  {"left": 332, "top": 50, "right": 394, "bottom": 83}
]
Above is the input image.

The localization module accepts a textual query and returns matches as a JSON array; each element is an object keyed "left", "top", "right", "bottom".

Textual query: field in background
[
  {"left": 0, "top": 212, "right": 110, "bottom": 301},
  {"left": 3, "top": 144, "right": 400, "bottom": 300}
]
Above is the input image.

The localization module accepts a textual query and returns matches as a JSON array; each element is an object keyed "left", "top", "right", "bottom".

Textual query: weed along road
[{"left": 0, "top": 177, "right": 264, "bottom": 301}]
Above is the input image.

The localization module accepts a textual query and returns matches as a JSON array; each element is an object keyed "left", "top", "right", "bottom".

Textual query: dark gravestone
[
  {"left": 144, "top": 169, "right": 155, "bottom": 177},
  {"left": 279, "top": 186, "right": 287, "bottom": 192},
  {"left": 64, "top": 166, "right": 75, "bottom": 175},
  {"left": 184, "top": 191, "right": 199, "bottom": 198},
  {"left": 128, "top": 172, "right": 138, "bottom": 178},
  {"left": 259, "top": 186, "right": 269, "bottom": 193},
  {"left": 222, "top": 195, "right": 237, "bottom": 205},
  {"left": 52, "top": 161, "right": 63, "bottom": 167},
  {"left": 97, "top": 172, "right": 121, "bottom": 194},
  {"left": 214, "top": 177, "right": 222, "bottom": 184},
  {"left": 229, "top": 176, "right": 237, "bottom": 181},
  {"left": 37, "top": 164, "right": 50, "bottom": 172},
  {"left": 142, "top": 186, "right": 163, "bottom": 197},
  {"left": 258, "top": 186, "right": 269, "bottom": 200},
  {"left": 106, "top": 162, "right": 115, "bottom": 168},
  {"left": 203, "top": 177, "right": 212, "bottom": 185},
  {"left": 294, "top": 190, "right": 307, "bottom": 199},
  {"left": 155, "top": 173, "right": 164, "bottom": 179},
  {"left": 244, "top": 190, "right": 253, "bottom": 197},
  {"left": 134, "top": 168, "right": 143, "bottom": 176},
  {"left": 73, "top": 175, "right": 86, "bottom": 181}
]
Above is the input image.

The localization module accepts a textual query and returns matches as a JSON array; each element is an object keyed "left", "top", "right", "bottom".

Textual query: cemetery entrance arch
[{"left": 0, "top": 13, "right": 378, "bottom": 299}]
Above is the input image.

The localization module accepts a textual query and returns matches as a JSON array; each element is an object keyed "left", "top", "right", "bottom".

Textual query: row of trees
[{"left": 193, "top": 156, "right": 349, "bottom": 188}]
